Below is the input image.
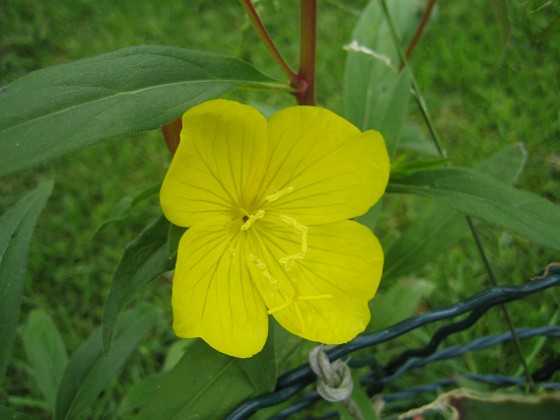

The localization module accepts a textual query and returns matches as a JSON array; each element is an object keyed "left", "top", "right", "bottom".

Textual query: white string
[{"left": 309, "top": 345, "right": 354, "bottom": 402}]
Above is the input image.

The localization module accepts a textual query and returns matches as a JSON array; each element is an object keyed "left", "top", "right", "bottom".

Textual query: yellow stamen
[
  {"left": 249, "top": 253, "right": 280, "bottom": 289},
  {"left": 278, "top": 215, "right": 309, "bottom": 271},
  {"left": 265, "top": 185, "right": 295, "bottom": 202}
]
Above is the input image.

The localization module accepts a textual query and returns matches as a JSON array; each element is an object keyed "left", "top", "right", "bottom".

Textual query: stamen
[
  {"left": 249, "top": 253, "right": 280, "bottom": 289},
  {"left": 267, "top": 298, "right": 294, "bottom": 315},
  {"left": 240, "top": 209, "right": 265, "bottom": 230},
  {"left": 298, "top": 294, "right": 333, "bottom": 301},
  {"left": 265, "top": 185, "right": 294, "bottom": 202},
  {"left": 279, "top": 215, "right": 309, "bottom": 271}
]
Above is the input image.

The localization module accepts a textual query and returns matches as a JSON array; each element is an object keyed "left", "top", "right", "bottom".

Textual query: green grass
[{"left": 1, "top": 0, "right": 559, "bottom": 417}]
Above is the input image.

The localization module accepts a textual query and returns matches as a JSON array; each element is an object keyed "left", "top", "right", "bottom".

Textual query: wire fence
[{"left": 227, "top": 264, "right": 560, "bottom": 419}]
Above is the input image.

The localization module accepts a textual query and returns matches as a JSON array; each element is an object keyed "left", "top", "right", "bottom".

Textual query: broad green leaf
[
  {"left": 0, "top": 406, "right": 34, "bottom": 420},
  {"left": 138, "top": 332, "right": 276, "bottom": 419},
  {"left": 0, "top": 46, "right": 285, "bottom": 177},
  {"left": 387, "top": 167, "right": 560, "bottom": 252},
  {"left": 55, "top": 304, "right": 160, "bottom": 420},
  {"left": 383, "top": 143, "right": 527, "bottom": 280},
  {"left": 343, "top": 0, "right": 416, "bottom": 156},
  {"left": 22, "top": 309, "right": 69, "bottom": 411},
  {"left": 0, "top": 181, "right": 53, "bottom": 385},
  {"left": 103, "top": 215, "right": 174, "bottom": 353},
  {"left": 272, "top": 320, "right": 302, "bottom": 375},
  {"left": 119, "top": 372, "right": 167, "bottom": 415}
]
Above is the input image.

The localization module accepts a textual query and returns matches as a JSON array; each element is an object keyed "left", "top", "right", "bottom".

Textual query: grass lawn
[{"left": 1, "top": 0, "right": 559, "bottom": 417}]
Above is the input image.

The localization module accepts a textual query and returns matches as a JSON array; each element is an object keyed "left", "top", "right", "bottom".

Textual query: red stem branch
[
  {"left": 239, "top": 0, "right": 299, "bottom": 86},
  {"left": 403, "top": 0, "right": 437, "bottom": 65}
]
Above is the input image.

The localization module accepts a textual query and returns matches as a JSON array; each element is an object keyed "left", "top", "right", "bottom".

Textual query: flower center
[{"left": 240, "top": 209, "right": 265, "bottom": 231}]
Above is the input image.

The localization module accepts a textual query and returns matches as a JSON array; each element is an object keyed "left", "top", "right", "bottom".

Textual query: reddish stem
[
  {"left": 161, "top": 118, "right": 182, "bottom": 155},
  {"left": 296, "top": 0, "right": 317, "bottom": 105},
  {"left": 239, "top": 0, "right": 299, "bottom": 85},
  {"left": 402, "top": 0, "right": 437, "bottom": 66}
]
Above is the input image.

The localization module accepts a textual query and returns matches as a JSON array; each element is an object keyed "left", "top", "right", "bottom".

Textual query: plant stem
[
  {"left": 403, "top": 0, "right": 437, "bottom": 63},
  {"left": 379, "top": 0, "right": 535, "bottom": 393},
  {"left": 239, "top": 0, "right": 300, "bottom": 87},
  {"left": 466, "top": 217, "right": 536, "bottom": 392},
  {"left": 297, "top": 0, "right": 317, "bottom": 105}
]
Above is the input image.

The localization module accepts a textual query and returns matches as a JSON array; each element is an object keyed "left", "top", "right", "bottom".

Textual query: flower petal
[
  {"left": 160, "top": 100, "right": 267, "bottom": 227},
  {"left": 259, "top": 106, "right": 390, "bottom": 225},
  {"left": 247, "top": 218, "right": 383, "bottom": 344},
  {"left": 172, "top": 215, "right": 268, "bottom": 358}
]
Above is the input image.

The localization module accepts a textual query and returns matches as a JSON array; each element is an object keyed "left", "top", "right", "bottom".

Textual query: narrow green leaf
[
  {"left": 103, "top": 215, "right": 173, "bottom": 353},
  {"left": 343, "top": 0, "right": 416, "bottom": 155},
  {"left": 383, "top": 143, "right": 527, "bottom": 280},
  {"left": 55, "top": 304, "right": 160, "bottom": 420},
  {"left": 0, "top": 46, "right": 284, "bottom": 177},
  {"left": 0, "top": 181, "right": 53, "bottom": 385},
  {"left": 91, "top": 184, "right": 159, "bottom": 239},
  {"left": 397, "top": 123, "right": 439, "bottom": 156},
  {"left": 387, "top": 167, "right": 560, "bottom": 252},
  {"left": 22, "top": 309, "right": 69, "bottom": 411},
  {"left": 138, "top": 332, "right": 276, "bottom": 419}
]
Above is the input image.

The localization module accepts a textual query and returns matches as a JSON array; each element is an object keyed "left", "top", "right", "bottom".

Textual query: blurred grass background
[{"left": 1, "top": 0, "right": 559, "bottom": 416}]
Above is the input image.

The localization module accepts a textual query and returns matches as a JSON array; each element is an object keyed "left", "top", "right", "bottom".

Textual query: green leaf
[
  {"left": 0, "top": 181, "right": 53, "bottom": 385},
  {"left": 167, "top": 223, "right": 187, "bottom": 260},
  {"left": 0, "top": 46, "right": 284, "bottom": 177},
  {"left": 387, "top": 166, "right": 560, "bottom": 252},
  {"left": 335, "top": 375, "right": 379, "bottom": 420},
  {"left": 91, "top": 184, "right": 159, "bottom": 239},
  {"left": 383, "top": 143, "right": 527, "bottom": 280},
  {"left": 55, "top": 304, "right": 160, "bottom": 420},
  {"left": 137, "top": 333, "right": 277, "bottom": 419},
  {"left": 369, "top": 278, "right": 435, "bottom": 332},
  {"left": 22, "top": 309, "right": 69, "bottom": 411},
  {"left": 343, "top": 0, "right": 416, "bottom": 156},
  {"left": 103, "top": 215, "right": 173, "bottom": 354},
  {"left": 397, "top": 123, "right": 439, "bottom": 156},
  {"left": 119, "top": 372, "right": 167, "bottom": 415}
]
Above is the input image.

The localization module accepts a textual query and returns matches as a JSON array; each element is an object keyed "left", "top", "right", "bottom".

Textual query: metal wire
[{"left": 226, "top": 266, "right": 560, "bottom": 419}]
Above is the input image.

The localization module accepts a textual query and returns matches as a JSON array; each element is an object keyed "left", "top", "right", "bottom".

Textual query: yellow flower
[{"left": 160, "top": 99, "right": 389, "bottom": 358}]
